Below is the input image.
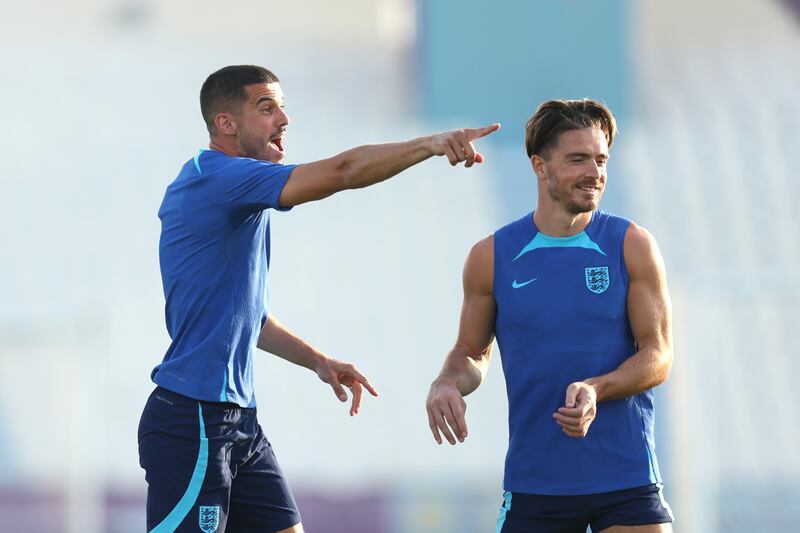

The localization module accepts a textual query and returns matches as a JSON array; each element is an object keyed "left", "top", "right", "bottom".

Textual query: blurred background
[{"left": 1, "top": 0, "right": 798, "bottom": 531}]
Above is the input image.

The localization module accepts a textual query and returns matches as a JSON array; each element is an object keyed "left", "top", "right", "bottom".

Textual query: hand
[
  {"left": 314, "top": 356, "right": 379, "bottom": 416},
  {"left": 426, "top": 378, "right": 468, "bottom": 445},
  {"left": 429, "top": 123, "right": 500, "bottom": 167},
  {"left": 553, "top": 382, "right": 597, "bottom": 438}
]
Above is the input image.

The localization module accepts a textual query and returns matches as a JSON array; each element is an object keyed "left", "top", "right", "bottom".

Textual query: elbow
[
  {"left": 655, "top": 349, "right": 673, "bottom": 386},
  {"left": 338, "top": 155, "right": 365, "bottom": 190}
]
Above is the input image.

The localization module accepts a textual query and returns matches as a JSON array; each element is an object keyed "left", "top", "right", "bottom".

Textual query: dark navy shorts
[
  {"left": 138, "top": 386, "right": 301, "bottom": 532},
  {"left": 497, "top": 484, "right": 674, "bottom": 533}
]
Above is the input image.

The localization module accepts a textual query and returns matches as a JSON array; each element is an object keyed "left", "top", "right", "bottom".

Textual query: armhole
[
  {"left": 491, "top": 231, "right": 499, "bottom": 297},
  {"left": 620, "top": 219, "right": 632, "bottom": 288}
]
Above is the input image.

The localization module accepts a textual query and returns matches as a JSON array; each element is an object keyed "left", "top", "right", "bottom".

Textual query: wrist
[
  {"left": 584, "top": 377, "right": 603, "bottom": 402},
  {"left": 308, "top": 350, "right": 328, "bottom": 372}
]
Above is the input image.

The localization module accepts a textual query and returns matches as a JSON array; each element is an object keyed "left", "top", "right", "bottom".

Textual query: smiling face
[
  {"left": 230, "top": 82, "right": 290, "bottom": 163},
  {"left": 532, "top": 127, "right": 609, "bottom": 215}
]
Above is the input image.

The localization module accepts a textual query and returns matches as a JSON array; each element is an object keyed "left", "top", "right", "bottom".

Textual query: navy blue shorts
[
  {"left": 138, "top": 386, "right": 301, "bottom": 532},
  {"left": 497, "top": 484, "right": 674, "bottom": 533}
]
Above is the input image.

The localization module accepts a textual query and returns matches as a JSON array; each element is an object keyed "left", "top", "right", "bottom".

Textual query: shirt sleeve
[{"left": 217, "top": 156, "right": 297, "bottom": 215}]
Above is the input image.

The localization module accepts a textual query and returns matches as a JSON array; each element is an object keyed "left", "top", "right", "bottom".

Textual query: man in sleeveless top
[
  {"left": 138, "top": 65, "right": 499, "bottom": 533},
  {"left": 426, "top": 99, "right": 675, "bottom": 532}
]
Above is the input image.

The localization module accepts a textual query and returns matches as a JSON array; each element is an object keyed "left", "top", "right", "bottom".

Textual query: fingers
[
  {"left": 565, "top": 383, "right": 579, "bottom": 408},
  {"left": 341, "top": 368, "right": 379, "bottom": 397},
  {"left": 449, "top": 397, "right": 469, "bottom": 440},
  {"left": 435, "top": 124, "right": 498, "bottom": 166},
  {"left": 552, "top": 411, "right": 591, "bottom": 438},
  {"left": 444, "top": 142, "right": 460, "bottom": 166},
  {"left": 330, "top": 381, "right": 348, "bottom": 403},
  {"left": 426, "top": 396, "right": 467, "bottom": 445},
  {"left": 553, "top": 397, "right": 595, "bottom": 438},
  {"left": 427, "top": 407, "right": 443, "bottom": 444},
  {"left": 349, "top": 381, "right": 363, "bottom": 416},
  {"left": 431, "top": 405, "right": 458, "bottom": 445},
  {"left": 445, "top": 139, "right": 473, "bottom": 167},
  {"left": 462, "top": 141, "right": 477, "bottom": 168},
  {"left": 464, "top": 123, "right": 501, "bottom": 140}
]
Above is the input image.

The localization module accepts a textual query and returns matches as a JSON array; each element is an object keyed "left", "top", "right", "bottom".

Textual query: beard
[
  {"left": 545, "top": 177, "right": 600, "bottom": 215},
  {"left": 239, "top": 129, "right": 283, "bottom": 163}
]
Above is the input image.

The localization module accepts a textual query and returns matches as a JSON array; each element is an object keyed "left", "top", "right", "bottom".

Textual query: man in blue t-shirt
[
  {"left": 426, "top": 99, "right": 675, "bottom": 532},
  {"left": 138, "top": 65, "right": 499, "bottom": 533}
]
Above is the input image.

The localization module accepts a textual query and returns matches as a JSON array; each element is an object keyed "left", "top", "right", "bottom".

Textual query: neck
[
  {"left": 209, "top": 136, "right": 241, "bottom": 157},
  {"left": 533, "top": 202, "right": 593, "bottom": 237}
]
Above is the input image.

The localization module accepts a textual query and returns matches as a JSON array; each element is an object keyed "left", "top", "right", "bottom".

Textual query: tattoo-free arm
[
  {"left": 586, "top": 223, "right": 674, "bottom": 401},
  {"left": 278, "top": 125, "right": 500, "bottom": 207},
  {"left": 426, "top": 236, "right": 496, "bottom": 444},
  {"left": 257, "top": 315, "right": 378, "bottom": 416}
]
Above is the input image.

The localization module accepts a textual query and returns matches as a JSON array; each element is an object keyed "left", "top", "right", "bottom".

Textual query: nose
[
  {"left": 278, "top": 106, "right": 290, "bottom": 127},
  {"left": 587, "top": 160, "right": 603, "bottom": 179}
]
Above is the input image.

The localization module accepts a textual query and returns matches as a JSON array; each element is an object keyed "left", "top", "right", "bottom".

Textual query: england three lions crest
[
  {"left": 585, "top": 266, "right": 610, "bottom": 294},
  {"left": 199, "top": 506, "right": 220, "bottom": 533}
]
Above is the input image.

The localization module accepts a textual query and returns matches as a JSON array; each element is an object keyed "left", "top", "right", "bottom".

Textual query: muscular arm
[
  {"left": 426, "top": 236, "right": 496, "bottom": 444},
  {"left": 554, "top": 223, "right": 673, "bottom": 437},
  {"left": 278, "top": 125, "right": 499, "bottom": 207},
  {"left": 257, "top": 314, "right": 378, "bottom": 415},
  {"left": 585, "top": 223, "right": 673, "bottom": 401}
]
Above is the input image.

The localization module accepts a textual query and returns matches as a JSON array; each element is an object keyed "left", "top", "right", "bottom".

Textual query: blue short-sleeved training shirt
[{"left": 152, "top": 149, "right": 297, "bottom": 407}]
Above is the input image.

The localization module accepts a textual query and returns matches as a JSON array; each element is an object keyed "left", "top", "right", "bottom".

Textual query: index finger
[
  {"left": 348, "top": 370, "right": 379, "bottom": 397},
  {"left": 464, "top": 123, "right": 501, "bottom": 141}
]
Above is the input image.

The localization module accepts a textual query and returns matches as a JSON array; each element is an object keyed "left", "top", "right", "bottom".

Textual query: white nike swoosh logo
[{"left": 512, "top": 278, "right": 537, "bottom": 289}]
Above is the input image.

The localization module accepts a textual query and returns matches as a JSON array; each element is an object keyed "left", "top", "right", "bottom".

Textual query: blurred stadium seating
[{"left": 0, "top": 1, "right": 797, "bottom": 531}]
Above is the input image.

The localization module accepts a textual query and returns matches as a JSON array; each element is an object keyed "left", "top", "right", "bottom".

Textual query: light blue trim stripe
[
  {"left": 496, "top": 491, "right": 512, "bottom": 533},
  {"left": 219, "top": 368, "right": 228, "bottom": 403},
  {"left": 193, "top": 148, "right": 206, "bottom": 174},
  {"left": 657, "top": 483, "right": 675, "bottom": 522},
  {"left": 514, "top": 231, "right": 606, "bottom": 261},
  {"left": 149, "top": 404, "right": 209, "bottom": 533}
]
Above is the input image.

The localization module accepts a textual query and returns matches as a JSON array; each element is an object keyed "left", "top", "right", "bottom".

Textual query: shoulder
[
  {"left": 468, "top": 234, "right": 494, "bottom": 264},
  {"left": 623, "top": 222, "right": 666, "bottom": 279},
  {"left": 592, "top": 210, "right": 632, "bottom": 233},
  {"left": 624, "top": 221, "right": 657, "bottom": 254},
  {"left": 496, "top": 212, "right": 533, "bottom": 236},
  {"left": 463, "top": 234, "right": 494, "bottom": 293}
]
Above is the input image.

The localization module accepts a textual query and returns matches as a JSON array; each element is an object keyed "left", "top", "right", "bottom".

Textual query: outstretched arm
[
  {"left": 426, "top": 236, "right": 496, "bottom": 445},
  {"left": 554, "top": 223, "right": 673, "bottom": 437},
  {"left": 278, "top": 124, "right": 500, "bottom": 207},
  {"left": 257, "top": 314, "right": 378, "bottom": 416}
]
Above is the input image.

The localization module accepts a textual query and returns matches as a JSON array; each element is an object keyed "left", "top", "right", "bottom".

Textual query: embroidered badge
[
  {"left": 199, "top": 505, "right": 220, "bottom": 533},
  {"left": 585, "top": 266, "right": 610, "bottom": 294}
]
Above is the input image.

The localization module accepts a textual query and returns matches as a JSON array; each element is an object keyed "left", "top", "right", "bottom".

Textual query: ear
[
  {"left": 214, "top": 113, "right": 237, "bottom": 136},
  {"left": 531, "top": 154, "right": 547, "bottom": 180}
]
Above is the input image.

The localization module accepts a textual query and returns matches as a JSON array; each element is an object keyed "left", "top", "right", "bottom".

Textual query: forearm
[
  {"left": 435, "top": 343, "right": 491, "bottom": 397},
  {"left": 256, "top": 315, "right": 324, "bottom": 371},
  {"left": 337, "top": 137, "right": 434, "bottom": 190},
  {"left": 585, "top": 345, "right": 672, "bottom": 402}
]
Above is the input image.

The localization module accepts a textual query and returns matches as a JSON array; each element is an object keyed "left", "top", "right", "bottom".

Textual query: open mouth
[
  {"left": 577, "top": 184, "right": 599, "bottom": 193},
  {"left": 269, "top": 134, "right": 285, "bottom": 153}
]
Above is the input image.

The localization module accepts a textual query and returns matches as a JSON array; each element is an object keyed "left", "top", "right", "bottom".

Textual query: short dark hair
[
  {"left": 524, "top": 99, "right": 617, "bottom": 158},
  {"left": 200, "top": 65, "right": 280, "bottom": 135}
]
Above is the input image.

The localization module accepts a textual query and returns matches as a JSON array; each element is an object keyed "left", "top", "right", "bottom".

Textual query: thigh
[
  {"left": 497, "top": 491, "right": 589, "bottom": 533},
  {"left": 590, "top": 484, "right": 674, "bottom": 533},
  {"left": 597, "top": 525, "right": 673, "bottom": 532},
  {"left": 227, "top": 424, "right": 302, "bottom": 533},
  {"left": 138, "top": 387, "right": 233, "bottom": 533}
]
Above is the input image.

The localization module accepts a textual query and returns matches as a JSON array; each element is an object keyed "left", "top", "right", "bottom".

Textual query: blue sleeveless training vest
[{"left": 493, "top": 210, "right": 661, "bottom": 495}]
